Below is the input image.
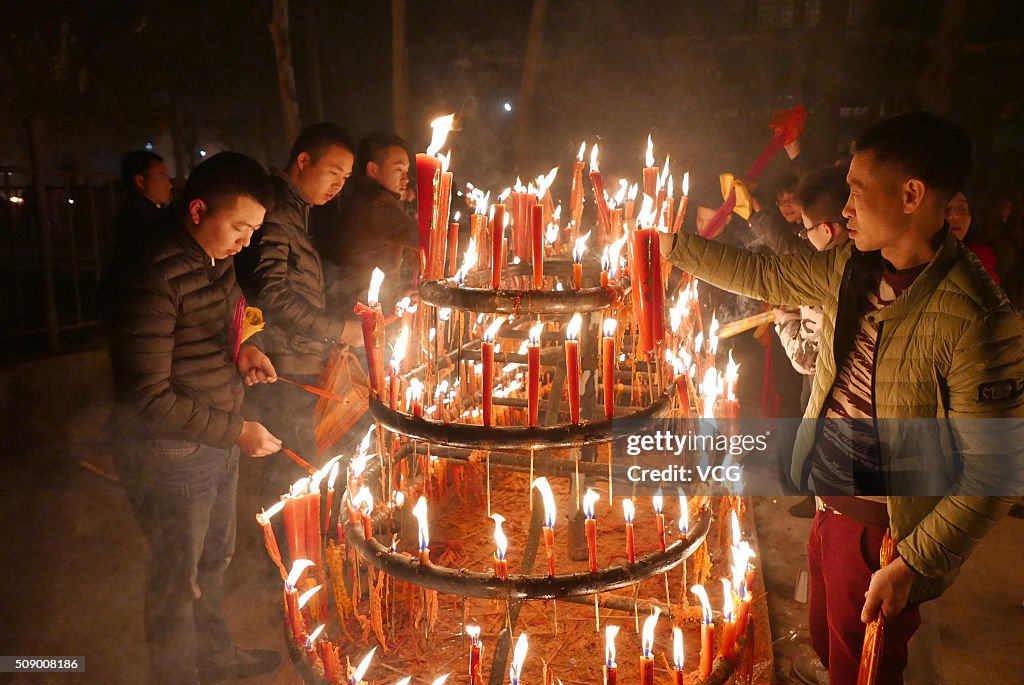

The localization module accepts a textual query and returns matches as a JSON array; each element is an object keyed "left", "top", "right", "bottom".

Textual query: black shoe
[
  {"left": 200, "top": 648, "right": 281, "bottom": 684},
  {"left": 788, "top": 496, "right": 816, "bottom": 519}
]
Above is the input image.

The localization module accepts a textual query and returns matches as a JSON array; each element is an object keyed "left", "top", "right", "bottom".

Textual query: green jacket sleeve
[
  {"left": 897, "top": 308, "right": 1024, "bottom": 579},
  {"left": 667, "top": 230, "right": 836, "bottom": 307}
]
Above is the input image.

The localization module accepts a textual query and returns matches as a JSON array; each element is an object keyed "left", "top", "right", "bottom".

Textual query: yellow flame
[
  {"left": 408, "top": 378, "right": 423, "bottom": 404},
  {"left": 721, "top": 578, "right": 735, "bottom": 621},
  {"left": 565, "top": 313, "right": 583, "bottom": 341},
  {"left": 510, "top": 633, "right": 529, "bottom": 683},
  {"left": 466, "top": 624, "right": 482, "bottom": 644},
  {"left": 653, "top": 489, "right": 663, "bottom": 513},
  {"left": 350, "top": 646, "right": 377, "bottom": 683},
  {"left": 307, "top": 624, "right": 325, "bottom": 644},
  {"left": 645, "top": 134, "right": 655, "bottom": 168},
  {"left": 678, "top": 492, "right": 689, "bottom": 533},
  {"left": 483, "top": 316, "right": 506, "bottom": 343},
  {"left": 426, "top": 114, "right": 455, "bottom": 156},
  {"left": 391, "top": 326, "right": 410, "bottom": 369},
  {"left": 297, "top": 584, "right": 323, "bottom": 610},
  {"left": 367, "top": 267, "right": 385, "bottom": 303},
  {"left": 392, "top": 490, "right": 405, "bottom": 508},
  {"left": 608, "top": 235, "right": 627, "bottom": 278},
  {"left": 601, "top": 245, "right": 610, "bottom": 272},
  {"left": 286, "top": 559, "right": 315, "bottom": 589},
  {"left": 629, "top": 183, "right": 639, "bottom": 201},
  {"left": 683, "top": 171, "right": 690, "bottom": 196},
  {"left": 637, "top": 194, "right": 655, "bottom": 226},
  {"left": 459, "top": 237, "right": 478, "bottom": 280},
  {"left": 492, "top": 513, "right": 508, "bottom": 559},
  {"left": 603, "top": 318, "right": 617, "bottom": 338},
  {"left": 412, "top": 496, "right": 429, "bottom": 550},
  {"left": 545, "top": 223, "right": 559, "bottom": 245},
  {"left": 431, "top": 675, "right": 450, "bottom": 685},
  {"left": 622, "top": 497, "right": 635, "bottom": 523},
  {"left": 732, "top": 510, "right": 741, "bottom": 548},
  {"left": 573, "top": 230, "right": 591, "bottom": 263},
  {"left": 694, "top": 332, "right": 704, "bottom": 357},
  {"left": 701, "top": 368, "right": 722, "bottom": 418},
  {"left": 259, "top": 499, "right": 286, "bottom": 522},
  {"left": 583, "top": 488, "right": 599, "bottom": 518},
  {"left": 529, "top": 322, "right": 544, "bottom": 346},
  {"left": 605, "top": 624, "right": 619, "bottom": 666},
  {"left": 352, "top": 486, "right": 374, "bottom": 516},
  {"left": 708, "top": 313, "right": 719, "bottom": 354},
  {"left": 641, "top": 607, "right": 661, "bottom": 656},
  {"left": 327, "top": 461, "right": 341, "bottom": 490},
  {"left": 673, "top": 626, "right": 684, "bottom": 669},
  {"left": 289, "top": 476, "right": 311, "bottom": 498},
  {"left": 590, "top": 144, "right": 600, "bottom": 172},
  {"left": 660, "top": 155, "right": 671, "bottom": 187},
  {"left": 577, "top": 142, "right": 586, "bottom": 162},
  {"left": 532, "top": 477, "right": 557, "bottom": 528},
  {"left": 690, "top": 584, "right": 713, "bottom": 624}
]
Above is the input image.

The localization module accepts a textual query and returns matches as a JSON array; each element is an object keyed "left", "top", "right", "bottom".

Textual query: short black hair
[
  {"left": 796, "top": 166, "right": 850, "bottom": 225},
  {"left": 120, "top": 150, "right": 163, "bottom": 189},
  {"left": 853, "top": 111, "right": 972, "bottom": 202},
  {"left": 183, "top": 152, "right": 274, "bottom": 214},
  {"left": 776, "top": 172, "right": 800, "bottom": 198},
  {"left": 286, "top": 122, "right": 355, "bottom": 168},
  {"left": 356, "top": 131, "right": 409, "bottom": 175}
]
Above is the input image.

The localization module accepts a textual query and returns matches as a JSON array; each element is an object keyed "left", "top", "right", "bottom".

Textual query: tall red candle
[
  {"left": 569, "top": 143, "right": 586, "bottom": 239},
  {"left": 490, "top": 205, "right": 506, "bottom": 289},
  {"left": 527, "top": 322, "right": 542, "bottom": 427},
  {"left": 692, "top": 584, "right": 715, "bottom": 680},
  {"left": 481, "top": 317, "right": 504, "bottom": 426},
  {"left": 531, "top": 202, "right": 544, "bottom": 289},
  {"left": 604, "top": 624, "right": 619, "bottom": 685},
  {"left": 512, "top": 188, "right": 530, "bottom": 260},
  {"left": 602, "top": 318, "right": 617, "bottom": 419},
  {"left": 583, "top": 489, "right": 599, "bottom": 572},
  {"left": 533, "top": 478, "right": 557, "bottom": 576},
  {"left": 623, "top": 498, "right": 636, "bottom": 564},
  {"left": 448, "top": 217, "right": 460, "bottom": 277},
  {"left": 256, "top": 500, "right": 288, "bottom": 581},
  {"left": 282, "top": 489, "right": 307, "bottom": 563},
  {"left": 642, "top": 135, "right": 659, "bottom": 198},
  {"left": 589, "top": 145, "right": 612, "bottom": 243},
  {"left": 466, "top": 625, "right": 483, "bottom": 685},
  {"left": 640, "top": 607, "right": 661, "bottom": 685},
  {"left": 492, "top": 513, "right": 509, "bottom": 579},
  {"left": 565, "top": 313, "right": 583, "bottom": 424},
  {"left": 416, "top": 114, "right": 455, "bottom": 275},
  {"left": 672, "top": 626, "right": 685, "bottom": 684},
  {"left": 653, "top": 490, "right": 666, "bottom": 553}
]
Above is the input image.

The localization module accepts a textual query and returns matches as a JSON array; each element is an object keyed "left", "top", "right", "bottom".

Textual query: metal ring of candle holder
[
  {"left": 368, "top": 383, "right": 675, "bottom": 450},
  {"left": 418, "top": 279, "right": 625, "bottom": 314},
  {"left": 345, "top": 510, "right": 710, "bottom": 600}
]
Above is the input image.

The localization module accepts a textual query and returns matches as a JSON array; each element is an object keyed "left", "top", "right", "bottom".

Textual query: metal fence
[{"left": 0, "top": 164, "right": 124, "bottom": 352}]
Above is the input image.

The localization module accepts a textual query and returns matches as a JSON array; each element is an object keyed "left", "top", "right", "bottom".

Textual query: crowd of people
[{"left": 100, "top": 111, "right": 1023, "bottom": 685}]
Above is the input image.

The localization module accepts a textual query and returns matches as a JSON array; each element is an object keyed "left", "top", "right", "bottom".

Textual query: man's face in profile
[{"left": 368, "top": 146, "right": 410, "bottom": 196}]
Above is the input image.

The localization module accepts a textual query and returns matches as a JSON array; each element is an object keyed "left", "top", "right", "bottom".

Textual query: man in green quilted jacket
[{"left": 664, "top": 112, "right": 1024, "bottom": 685}]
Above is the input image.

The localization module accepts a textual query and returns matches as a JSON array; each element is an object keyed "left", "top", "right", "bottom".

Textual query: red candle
[
  {"left": 642, "top": 134, "right": 659, "bottom": 198},
  {"left": 527, "top": 323, "right": 542, "bottom": 427},
  {"left": 467, "top": 625, "right": 484, "bottom": 685},
  {"left": 490, "top": 206, "right": 506, "bottom": 289},
  {"left": 531, "top": 202, "right": 545, "bottom": 289},
  {"left": 471, "top": 212, "right": 486, "bottom": 262},
  {"left": 303, "top": 486, "right": 322, "bottom": 564},
  {"left": 256, "top": 500, "right": 288, "bottom": 581},
  {"left": 672, "top": 173, "right": 690, "bottom": 234},
  {"left": 604, "top": 625, "right": 619, "bottom": 685},
  {"left": 512, "top": 187, "right": 530, "bottom": 260},
  {"left": 320, "top": 639, "right": 337, "bottom": 683},
  {"left": 412, "top": 496, "right": 430, "bottom": 565},
  {"left": 672, "top": 626, "right": 685, "bottom": 684},
  {"left": 583, "top": 488, "right": 600, "bottom": 572},
  {"left": 448, "top": 216, "right": 460, "bottom": 277},
  {"left": 653, "top": 490, "right": 666, "bottom": 552},
  {"left": 623, "top": 499, "right": 636, "bottom": 564},
  {"left": 633, "top": 227, "right": 665, "bottom": 351},
  {"left": 409, "top": 378, "right": 423, "bottom": 418},
  {"left": 569, "top": 143, "right": 586, "bottom": 238},
  {"left": 572, "top": 230, "right": 589, "bottom": 290},
  {"left": 640, "top": 607, "right": 661, "bottom": 685},
  {"left": 282, "top": 486, "right": 307, "bottom": 562},
  {"left": 692, "top": 584, "right": 715, "bottom": 680},
  {"left": 565, "top": 313, "right": 583, "bottom": 424},
  {"left": 532, "top": 477, "right": 557, "bottom": 576},
  {"left": 416, "top": 114, "right": 455, "bottom": 275},
  {"left": 589, "top": 144, "right": 612, "bottom": 243},
  {"left": 602, "top": 319, "right": 617, "bottom": 419},
  {"left": 481, "top": 317, "right": 504, "bottom": 426},
  {"left": 285, "top": 559, "right": 315, "bottom": 644}
]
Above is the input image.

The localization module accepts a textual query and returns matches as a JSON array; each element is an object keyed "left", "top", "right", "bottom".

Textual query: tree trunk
[
  {"left": 391, "top": 0, "right": 410, "bottom": 139},
  {"left": 514, "top": 0, "right": 548, "bottom": 170},
  {"left": 269, "top": 0, "right": 303, "bottom": 145}
]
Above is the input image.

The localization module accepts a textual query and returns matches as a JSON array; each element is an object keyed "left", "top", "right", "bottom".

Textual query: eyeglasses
[{"left": 797, "top": 221, "right": 834, "bottom": 239}]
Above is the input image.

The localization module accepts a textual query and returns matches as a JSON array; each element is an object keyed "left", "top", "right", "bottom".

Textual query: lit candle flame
[
  {"left": 583, "top": 488, "right": 599, "bottom": 519},
  {"left": 732, "top": 510, "right": 741, "bottom": 548},
  {"left": 307, "top": 624, "right": 325, "bottom": 645},
  {"left": 603, "top": 318, "right": 617, "bottom": 338},
  {"left": 732, "top": 543, "right": 756, "bottom": 596},
  {"left": 666, "top": 174, "right": 674, "bottom": 199},
  {"left": 605, "top": 624, "right": 619, "bottom": 667},
  {"left": 327, "top": 461, "right": 341, "bottom": 490},
  {"left": 431, "top": 675, "right": 450, "bottom": 685},
  {"left": 645, "top": 134, "right": 655, "bottom": 168},
  {"left": 669, "top": 295, "right": 688, "bottom": 334},
  {"left": 565, "top": 313, "right": 583, "bottom": 342},
  {"left": 601, "top": 246, "right": 610, "bottom": 273},
  {"left": 660, "top": 155, "right": 671, "bottom": 188},
  {"left": 297, "top": 584, "right": 323, "bottom": 610},
  {"left": 641, "top": 607, "right": 661, "bottom": 658},
  {"left": 577, "top": 142, "right": 586, "bottom": 162},
  {"left": 290, "top": 476, "right": 311, "bottom": 498},
  {"left": 673, "top": 626, "right": 684, "bottom": 670},
  {"left": 529, "top": 322, "right": 544, "bottom": 346},
  {"left": 426, "top": 114, "right": 455, "bottom": 156},
  {"left": 258, "top": 499, "right": 286, "bottom": 522},
  {"left": 683, "top": 171, "right": 690, "bottom": 196},
  {"left": 467, "top": 624, "right": 482, "bottom": 645},
  {"left": 367, "top": 267, "right": 385, "bottom": 304},
  {"left": 439, "top": 152, "right": 451, "bottom": 174},
  {"left": 553, "top": 204, "right": 562, "bottom": 221},
  {"left": 678, "top": 491, "right": 689, "bottom": 534},
  {"left": 510, "top": 633, "right": 529, "bottom": 685},
  {"left": 352, "top": 486, "right": 374, "bottom": 518},
  {"left": 637, "top": 194, "right": 655, "bottom": 226},
  {"left": 608, "top": 235, "right": 627, "bottom": 278},
  {"left": 694, "top": 332, "right": 704, "bottom": 358},
  {"left": 350, "top": 453, "right": 371, "bottom": 481},
  {"left": 350, "top": 646, "right": 377, "bottom": 684},
  {"left": 532, "top": 477, "right": 557, "bottom": 529},
  {"left": 653, "top": 488, "right": 663, "bottom": 514},
  {"left": 457, "top": 237, "right": 478, "bottom": 283},
  {"left": 622, "top": 497, "right": 635, "bottom": 524},
  {"left": 725, "top": 350, "right": 740, "bottom": 400},
  {"left": 392, "top": 490, "right": 405, "bottom": 508},
  {"left": 391, "top": 326, "right": 409, "bottom": 370},
  {"left": 492, "top": 513, "right": 508, "bottom": 560},
  {"left": 589, "top": 144, "right": 600, "bottom": 172},
  {"left": 408, "top": 378, "right": 423, "bottom": 408},
  {"left": 572, "top": 230, "right": 591, "bottom": 264},
  {"left": 614, "top": 179, "right": 628, "bottom": 206},
  {"left": 628, "top": 183, "right": 638, "bottom": 201},
  {"left": 690, "top": 584, "right": 714, "bottom": 624},
  {"left": 412, "top": 496, "right": 429, "bottom": 551},
  {"left": 701, "top": 368, "right": 722, "bottom": 419},
  {"left": 545, "top": 223, "right": 559, "bottom": 245},
  {"left": 721, "top": 578, "right": 735, "bottom": 621},
  {"left": 540, "top": 166, "right": 558, "bottom": 193},
  {"left": 483, "top": 316, "right": 506, "bottom": 343},
  {"left": 708, "top": 313, "right": 720, "bottom": 354},
  {"left": 286, "top": 559, "right": 315, "bottom": 589}
]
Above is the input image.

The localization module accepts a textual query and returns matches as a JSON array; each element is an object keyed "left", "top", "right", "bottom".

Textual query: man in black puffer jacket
[
  {"left": 106, "top": 153, "right": 283, "bottom": 685},
  {"left": 235, "top": 123, "right": 362, "bottom": 505}
]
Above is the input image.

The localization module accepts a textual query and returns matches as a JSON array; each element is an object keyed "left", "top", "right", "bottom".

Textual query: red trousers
[{"left": 807, "top": 509, "right": 921, "bottom": 685}]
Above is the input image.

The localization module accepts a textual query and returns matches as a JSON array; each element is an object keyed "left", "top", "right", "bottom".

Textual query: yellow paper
[
  {"left": 240, "top": 306, "right": 265, "bottom": 345},
  {"left": 719, "top": 173, "right": 753, "bottom": 221}
]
